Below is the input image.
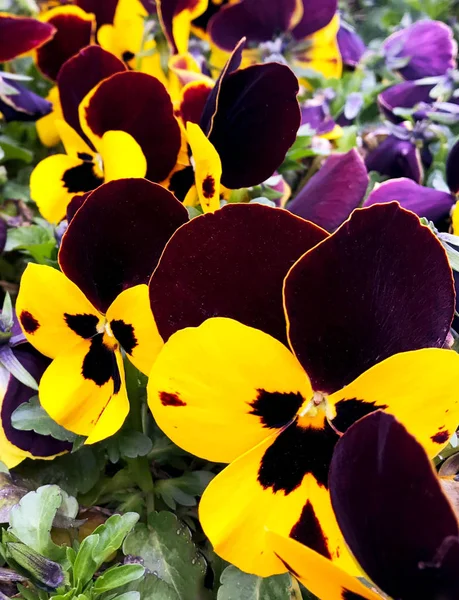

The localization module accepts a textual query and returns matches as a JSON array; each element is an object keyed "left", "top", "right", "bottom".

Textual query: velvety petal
[
  {"left": 0, "top": 79, "right": 52, "bottom": 122},
  {"left": 364, "top": 178, "right": 455, "bottom": 222},
  {"left": 59, "top": 178, "right": 188, "bottom": 313},
  {"left": 57, "top": 45, "right": 126, "bottom": 148},
  {"left": 80, "top": 71, "right": 181, "bottom": 183},
  {"left": 148, "top": 317, "right": 313, "bottom": 464},
  {"left": 76, "top": 0, "right": 118, "bottom": 27},
  {"left": 378, "top": 81, "right": 435, "bottom": 123},
  {"left": 336, "top": 23, "right": 365, "bottom": 67},
  {"left": 284, "top": 203, "right": 455, "bottom": 394},
  {"left": 209, "top": 0, "right": 299, "bottom": 51},
  {"left": 291, "top": 0, "right": 337, "bottom": 40},
  {"left": 330, "top": 411, "right": 459, "bottom": 600},
  {"left": 288, "top": 149, "right": 368, "bottom": 232},
  {"left": 0, "top": 13, "right": 55, "bottom": 62},
  {"left": 292, "top": 14, "right": 342, "bottom": 80},
  {"left": 365, "top": 135, "right": 423, "bottom": 183},
  {"left": 36, "top": 6, "right": 95, "bottom": 81},
  {"left": 0, "top": 346, "right": 70, "bottom": 468},
  {"left": 208, "top": 62, "right": 301, "bottom": 188},
  {"left": 383, "top": 20, "right": 457, "bottom": 80},
  {"left": 446, "top": 138, "right": 459, "bottom": 195},
  {"left": 179, "top": 80, "right": 213, "bottom": 124},
  {"left": 149, "top": 203, "right": 327, "bottom": 344},
  {"left": 157, "top": 0, "right": 208, "bottom": 53}
]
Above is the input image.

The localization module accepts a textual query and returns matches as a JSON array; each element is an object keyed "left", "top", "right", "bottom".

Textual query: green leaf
[
  {"left": 217, "top": 566, "right": 296, "bottom": 600},
  {"left": 93, "top": 564, "right": 145, "bottom": 594},
  {"left": 116, "top": 431, "right": 153, "bottom": 459},
  {"left": 111, "top": 593, "right": 141, "bottom": 600},
  {"left": 123, "top": 513, "right": 206, "bottom": 600},
  {"left": 335, "top": 127, "right": 358, "bottom": 153},
  {"left": 156, "top": 472, "right": 214, "bottom": 510},
  {"left": 11, "top": 396, "right": 77, "bottom": 442},
  {"left": 4, "top": 224, "right": 56, "bottom": 264},
  {"left": 73, "top": 534, "right": 100, "bottom": 588},
  {"left": 0, "top": 135, "right": 33, "bottom": 163},
  {"left": 92, "top": 513, "right": 139, "bottom": 567},
  {"left": 5, "top": 542, "right": 64, "bottom": 588}
]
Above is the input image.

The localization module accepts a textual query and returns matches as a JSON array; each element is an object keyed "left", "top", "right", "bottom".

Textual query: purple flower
[
  {"left": 337, "top": 23, "right": 365, "bottom": 68},
  {"left": 0, "top": 77, "right": 52, "bottom": 123}
]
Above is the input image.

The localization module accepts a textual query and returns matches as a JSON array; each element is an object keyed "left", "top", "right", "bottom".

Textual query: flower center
[{"left": 297, "top": 391, "right": 333, "bottom": 428}]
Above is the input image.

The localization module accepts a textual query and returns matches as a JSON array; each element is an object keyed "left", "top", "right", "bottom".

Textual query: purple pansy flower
[{"left": 337, "top": 23, "right": 365, "bottom": 68}]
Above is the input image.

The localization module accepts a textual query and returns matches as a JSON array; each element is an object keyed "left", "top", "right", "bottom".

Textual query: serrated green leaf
[
  {"left": 217, "top": 566, "right": 295, "bottom": 600},
  {"left": 117, "top": 431, "right": 152, "bottom": 459},
  {"left": 93, "top": 564, "right": 145, "bottom": 594},
  {"left": 123, "top": 513, "right": 206, "bottom": 600},
  {"left": 11, "top": 397, "right": 77, "bottom": 442}
]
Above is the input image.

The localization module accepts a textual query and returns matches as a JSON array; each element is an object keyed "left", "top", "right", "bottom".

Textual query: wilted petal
[
  {"left": 0, "top": 14, "right": 55, "bottom": 62},
  {"left": 446, "top": 138, "right": 459, "bottom": 194},
  {"left": 0, "top": 79, "right": 52, "bottom": 122},
  {"left": 337, "top": 23, "right": 365, "bottom": 67},
  {"left": 291, "top": 0, "right": 337, "bottom": 40},
  {"left": 365, "top": 135, "right": 423, "bottom": 183},
  {"left": 383, "top": 20, "right": 457, "bottom": 80},
  {"left": 378, "top": 80, "right": 435, "bottom": 123},
  {"left": 364, "top": 178, "right": 455, "bottom": 222},
  {"left": 288, "top": 149, "right": 368, "bottom": 232}
]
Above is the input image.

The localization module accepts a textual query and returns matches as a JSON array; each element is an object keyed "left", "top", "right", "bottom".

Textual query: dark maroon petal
[
  {"left": 330, "top": 411, "right": 459, "bottom": 600},
  {"left": 446, "top": 139, "right": 459, "bottom": 195},
  {"left": 291, "top": 0, "right": 337, "bottom": 40},
  {"left": 378, "top": 81, "right": 435, "bottom": 123},
  {"left": 0, "top": 217, "right": 6, "bottom": 254},
  {"left": 288, "top": 149, "right": 368, "bottom": 232},
  {"left": 208, "top": 63, "right": 300, "bottom": 189},
  {"left": 200, "top": 37, "right": 245, "bottom": 135},
  {"left": 300, "top": 102, "right": 335, "bottom": 135},
  {"left": 180, "top": 82, "right": 212, "bottom": 124},
  {"left": 36, "top": 10, "right": 94, "bottom": 81},
  {"left": 0, "top": 15, "right": 55, "bottom": 62},
  {"left": 58, "top": 45, "right": 126, "bottom": 148},
  {"left": 2, "top": 346, "right": 70, "bottom": 457},
  {"left": 365, "top": 135, "right": 423, "bottom": 183},
  {"left": 383, "top": 20, "right": 457, "bottom": 80},
  {"left": 336, "top": 23, "right": 365, "bottom": 68},
  {"left": 364, "top": 178, "right": 455, "bottom": 223},
  {"left": 59, "top": 178, "right": 188, "bottom": 313},
  {"left": 83, "top": 71, "right": 181, "bottom": 183},
  {"left": 0, "top": 80, "right": 52, "bottom": 122},
  {"left": 192, "top": 0, "right": 229, "bottom": 34},
  {"left": 66, "top": 192, "right": 92, "bottom": 223},
  {"left": 284, "top": 202, "right": 454, "bottom": 394},
  {"left": 157, "top": 0, "right": 206, "bottom": 52},
  {"left": 209, "top": 0, "right": 297, "bottom": 51},
  {"left": 149, "top": 203, "right": 327, "bottom": 344},
  {"left": 75, "top": 0, "right": 118, "bottom": 27}
]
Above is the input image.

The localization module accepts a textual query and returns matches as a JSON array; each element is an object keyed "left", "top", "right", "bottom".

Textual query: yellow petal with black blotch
[
  {"left": 148, "top": 317, "right": 312, "bottom": 464},
  {"left": 199, "top": 428, "right": 358, "bottom": 577},
  {"left": 39, "top": 338, "right": 126, "bottom": 439},
  {"left": 293, "top": 14, "right": 342, "bottom": 81},
  {"left": 98, "top": 0, "right": 146, "bottom": 63},
  {"left": 100, "top": 130, "right": 147, "bottom": 182},
  {"left": 328, "top": 348, "right": 459, "bottom": 459},
  {"left": 267, "top": 532, "right": 382, "bottom": 600},
  {"left": 186, "top": 122, "right": 222, "bottom": 213},
  {"left": 36, "top": 85, "right": 62, "bottom": 148},
  {"left": 85, "top": 350, "right": 129, "bottom": 444},
  {"left": 16, "top": 263, "right": 103, "bottom": 359},
  {"left": 55, "top": 119, "right": 94, "bottom": 158},
  {"left": 106, "top": 284, "right": 163, "bottom": 376}
]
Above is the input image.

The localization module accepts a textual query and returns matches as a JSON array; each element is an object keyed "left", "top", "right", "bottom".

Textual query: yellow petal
[
  {"left": 55, "top": 119, "right": 94, "bottom": 157},
  {"left": 36, "top": 85, "right": 62, "bottom": 147},
  {"left": 294, "top": 14, "right": 342, "bottom": 81},
  {"left": 147, "top": 317, "right": 312, "bottom": 464},
  {"left": 16, "top": 263, "right": 103, "bottom": 359},
  {"left": 186, "top": 122, "right": 221, "bottom": 213},
  {"left": 106, "top": 284, "right": 163, "bottom": 376},
  {"left": 101, "top": 130, "right": 147, "bottom": 181},
  {"left": 329, "top": 348, "right": 459, "bottom": 458}
]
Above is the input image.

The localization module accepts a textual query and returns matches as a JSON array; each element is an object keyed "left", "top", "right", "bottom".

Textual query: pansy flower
[
  {"left": 17, "top": 178, "right": 188, "bottom": 444},
  {"left": 148, "top": 202, "right": 459, "bottom": 576},
  {"left": 268, "top": 411, "right": 459, "bottom": 599},
  {"left": 336, "top": 22, "right": 365, "bottom": 69},
  {"left": 31, "top": 49, "right": 181, "bottom": 223},
  {"left": 157, "top": 0, "right": 208, "bottom": 56}
]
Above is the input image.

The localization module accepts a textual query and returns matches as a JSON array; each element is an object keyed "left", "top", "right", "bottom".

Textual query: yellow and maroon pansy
[
  {"left": 17, "top": 178, "right": 188, "bottom": 444},
  {"left": 157, "top": 0, "right": 208, "bottom": 55},
  {"left": 0, "top": 13, "right": 55, "bottom": 62},
  {"left": 148, "top": 202, "right": 459, "bottom": 576}
]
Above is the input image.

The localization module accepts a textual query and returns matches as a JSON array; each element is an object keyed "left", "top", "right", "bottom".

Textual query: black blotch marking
[
  {"left": 275, "top": 555, "right": 301, "bottom": 579},
  {"left": 249, "top": 389, "right": 303, "bottom": 429},
  {"left": 122, "top": 50, "right": 135, "bottom": 63},
  {"left": 20, "top": 310, "right": 39, "bottom": 334},
  {"left": 342, "top": 590, "right": 369, "bottom": 600},
  {"left": 168, "top": 166, "right": 194, "bottom": 201},
  {"left": 82, "top": 334, "right": 120, "bottom": 392},
  {"left": 332, "top": 398, "right": 388, "bottom": 434},
  {"left": 202, "top": 175, "right": 215, "bottom": 199},
  {"left": 77, "top": 152, "right": 93, "bottom": 161},
  {"left": 160, "top": 391, "right": 186, "bottom": 407},
  {"left": 110, "top": 319, "right": 138, "bottom": 354},
  {"left": 62, "top": 161, "right": 103, "bottom": 194},
  {"left": 431, "top": 429, "right": 450, "bottom": 444},
  {"left": 64, "top": 313, "right": 99, "bottom": 339},
  {"left": 290, "top": 500, "right": 331, "bottom": 559},
  {"left": 258, "top": 420, "right": 338, "bottom": 493}
]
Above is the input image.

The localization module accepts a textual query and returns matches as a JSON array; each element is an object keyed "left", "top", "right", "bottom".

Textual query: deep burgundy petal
[
  {"left": 378, "top": 81, "right": 435, "bottom": 123},
  {"left": 180, "top": 82, "right": 212, "bottom": 124},
  {"left": 2, "top": 346, "right": 70, "bottom": 457},
  {"left": 36, "top": 10, "right": 94, "bottom": 81},
  {"left": 446, "top": 139, "right": 459, "bottom": 195},
  {"left": 291, "top": 0, "right": 337, "bottom": 40},
  {"left": 0, "top": 14, "right": 55, "bottom": 62},
  {"left": 209, "top": 63, "right": 300, "bottom": 188},
  {"left": 76, "top": 0, "right": 118, "bottom": 27},
  {"left": 149, "top": 203, "right": 327, "bottom": 344},
  {"left": 364, "top": 178, "right": 455, "bottom": 223},
  {"left": 209, "top": 0, "right": 298, "bottom": 51},
  {"left": 59, "top": 178, "right": 188, "bottom": 313},
  {"left": 330, "top": 412, "right": 459, "bottom": 600},
  {"left": 158, "top": 0, "right": 207, "bottom": 53},
  {"left": 83, "top": 71, "right": 181, "bottom": 183},
  {"left": 288, "top": 149, "right": 368, "bottom": 232},
  {"left": 0, "top": 80, "right": 52, "bottom": 122},
  {"left": 284, "top": 202, "right": 454, "bottom": 394},
  {"left": 336, "top": 23, "right": 365, "bottom": 68},
  {"left": 365, "top": 135, "right": 423, "bottom": 183},
  {"left": 58, "top": 45, "right": 126, "bottom": 148}
]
